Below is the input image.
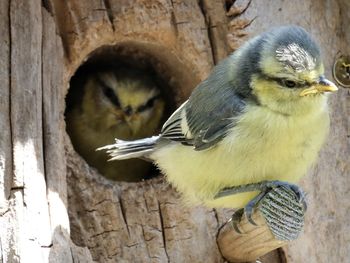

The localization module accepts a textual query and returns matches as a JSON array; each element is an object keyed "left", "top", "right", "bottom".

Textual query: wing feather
[{"left": 161, "top": 58, "right": 247, "bottom": 150}]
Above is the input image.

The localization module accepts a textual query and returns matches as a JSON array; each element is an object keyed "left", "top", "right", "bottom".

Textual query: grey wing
[
  {"left": 161, "top": 56, "right": 247, "bottom": 150},
  {"left": 161, "top": 86, "right": 246, "bottom": 150},
  {"left": 186, "top": 86, "right": 246, "bottom": 150}
]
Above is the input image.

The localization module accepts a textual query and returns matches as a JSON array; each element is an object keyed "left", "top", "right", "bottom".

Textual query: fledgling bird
[
  {"left": 98, "top": 26, "right": 337, "bottom": 211},
  {"left": 66, "top": 68, "right": 164, "bottom": 181}
]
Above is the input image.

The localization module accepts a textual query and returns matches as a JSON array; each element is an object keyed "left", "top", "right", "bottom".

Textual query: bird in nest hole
[
  {"left": 98, "top": 26, "right": 338, "bottom": 236},
  {"left": 66, "top": 67, "right": 165, "bottom": 181}
]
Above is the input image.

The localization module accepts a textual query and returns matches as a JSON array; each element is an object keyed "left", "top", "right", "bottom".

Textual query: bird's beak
[
  {"left": 299, "top": 76, "right": 338, "bottom": 97},
  {"left": 125, "top": 115, "right": 142, "bottom": 136}
]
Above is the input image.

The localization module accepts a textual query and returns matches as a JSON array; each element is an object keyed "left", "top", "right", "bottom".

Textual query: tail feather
[{"left": 97, "top": 136, "right": 159, "bottom": 160}]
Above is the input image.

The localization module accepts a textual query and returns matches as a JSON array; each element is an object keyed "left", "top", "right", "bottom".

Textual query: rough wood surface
[
  {"left": 200, "top": 0, "right": 230, "bottom": 63},
  {"left": 0, "top": 1, "right": 95, "bottom": 262},
  {"left": 218, "top": 211, "right": 287, "bottom": 262},
  {"left": 67, "top": 145, "right": 223, "bottom": 262},
  {"left": 0, "top": 0, "right": 11, "bottom": 215},
  {"left": 0, "top": 0, "right": 349, "bottom": 262},
  {"left": 10, "top": 0, "right": 52, "bottom": 260},
  {"left": 42, "top": 7, "right": 70, "bottom": 236}
]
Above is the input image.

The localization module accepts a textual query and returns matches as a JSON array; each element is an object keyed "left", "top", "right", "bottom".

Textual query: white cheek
[
  {"left": 101, "top": 97, "right": 111, "bottom": 108},
  {"left": 97, "top": 90, "right": 112, "bottom": 107},
  {"left": 102, "top": 93, "right": 121, "bottom": 110}
]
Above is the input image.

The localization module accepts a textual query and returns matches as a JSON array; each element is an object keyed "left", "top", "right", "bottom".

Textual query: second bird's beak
[
  {"left": 125, "top": 115, "right": 142, "bottom": 136},
  {"left": 299, "top": 76, "right": 338, "bottom": 96}
]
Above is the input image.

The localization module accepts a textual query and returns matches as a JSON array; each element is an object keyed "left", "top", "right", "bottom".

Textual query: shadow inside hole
[{"left": 65, "top": 44, "right": 178, "bottom": 182}]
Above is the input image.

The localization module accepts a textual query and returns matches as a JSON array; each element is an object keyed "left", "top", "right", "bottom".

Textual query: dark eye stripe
[
  {"left": 137, "top": 94, "right": 160, "bottom": 113},
  {"left": 260, "top": 73, "right": 311, "bottom": 88},
  {"left": 96, "top": 76, "right": 120, "bottom": 107}
]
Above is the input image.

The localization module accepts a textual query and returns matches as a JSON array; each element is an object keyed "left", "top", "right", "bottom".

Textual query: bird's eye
[
  {"left": 95, "top": 76, "right": 121, "bottom": 107},
  {"left": 137, "top": 96, "right": 157, "bottom": 113},
  {"left": 145, "top": 98, "right": 155, "bottom": 108},
  {"left": 103, "top": 87, "right": 115, "bottom": 99},
  {"left": 282, "top": 79, "right": 297, "bottom": 88},
  {"left": 101, "top": 86, "right": 120, "bottom": 107}
]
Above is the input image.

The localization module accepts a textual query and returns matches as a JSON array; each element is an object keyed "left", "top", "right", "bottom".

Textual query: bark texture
[{"left": 0, "top": 0, "right": 349, "bottom": 262}]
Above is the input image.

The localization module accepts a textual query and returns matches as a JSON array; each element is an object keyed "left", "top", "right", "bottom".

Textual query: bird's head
[
  {"left": 235, "top": 26, "right": 337, "bottom": 116},
  {"left": 82, "top": 69, "right": 164, "bottom": 138}
]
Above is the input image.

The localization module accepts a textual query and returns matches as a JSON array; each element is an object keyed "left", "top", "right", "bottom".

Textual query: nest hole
[{"left": 65, "top": 42, "right": 193, "bottom": 182}]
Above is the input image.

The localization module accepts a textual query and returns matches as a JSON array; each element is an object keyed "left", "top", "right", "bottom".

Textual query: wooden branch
[
  {"left": 217, "top": 184, "right": 306, "bottom": 262},
  {"left": 217, "top": 209, "right": 287, "bottom": 262}
]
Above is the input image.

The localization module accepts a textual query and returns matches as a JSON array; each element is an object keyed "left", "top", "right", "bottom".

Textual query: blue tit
[
  {"left": 66, "top": 68, "right": 164, "bottom": 181},
  {"left": 98, "top": 26, "right": 337, "bottom": 207}
]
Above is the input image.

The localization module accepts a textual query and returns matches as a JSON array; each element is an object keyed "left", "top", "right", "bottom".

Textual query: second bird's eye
[
  {"left": 103, "top": 87, "right": 115, "bottom": 98},
  {"left": 137, "top": 97, "right": 156, "bottom": 113},
  {"left": 282, "top": 79, "right": 297, "bottom": 88},
  {"left": 95, "top": 76, "right": 120, "bottom": 106},
  {"left": 101, "top": 85, "right": 120, "bottom": 107}
]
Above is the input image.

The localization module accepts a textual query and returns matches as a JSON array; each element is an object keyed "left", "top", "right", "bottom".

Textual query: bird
[
  {"left": 98, "top": 26, "right": 337, "bottom": 213},
  {"left": 65, "top": 67, "right": 165, "bottom": 181}
]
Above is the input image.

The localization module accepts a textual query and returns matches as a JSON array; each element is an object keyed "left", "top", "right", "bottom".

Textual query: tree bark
[{"left": 0, "top": 0, "right": 349, "bottom": 262}]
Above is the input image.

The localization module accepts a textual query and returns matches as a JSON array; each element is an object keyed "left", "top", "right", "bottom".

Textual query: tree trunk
[{"left": 0, "top": 0, "right": 349, "bottom": 262}]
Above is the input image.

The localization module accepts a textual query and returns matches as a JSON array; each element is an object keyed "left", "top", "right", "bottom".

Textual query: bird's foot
[
  {"left": 216, "top": 180, "right": 307, "bottom": 212},
  {"left": 217, "top": 181, "right": 307, "bottom": 240}
]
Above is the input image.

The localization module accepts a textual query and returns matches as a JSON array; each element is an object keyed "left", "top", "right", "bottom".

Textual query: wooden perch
[
  {"left": 217, "top": 185, "right": 305, "bottom": 262},
  {"left": 217, "top": 209, "right": 287, "bottom": 262}
]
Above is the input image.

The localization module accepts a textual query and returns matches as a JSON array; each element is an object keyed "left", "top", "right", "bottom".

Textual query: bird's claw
[
  {"left": 229, "top": 181, "right": 307, "bottom": 236},
  {"left": 244, "top": 201, "right": 257, "bottom": 226},
  {"left": 230, "top": 208, "right": 244, "bottom": 234},
  {"left": 230, "top": 191, "right": 267, "bottom": 232},
  {"left": 230, "top": 206, "right": 256, "bottom": 234},
  {"left": 243, "top": 191, "right": 267, "bottom": 226}
]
